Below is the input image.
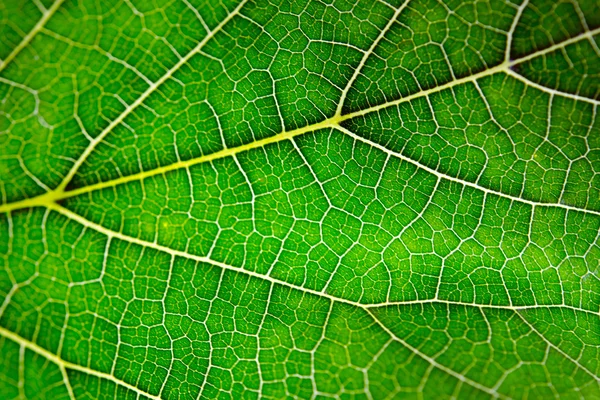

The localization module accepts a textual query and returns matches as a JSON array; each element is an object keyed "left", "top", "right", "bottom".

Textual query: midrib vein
[
  {"left": 1, "top": 71, "right": 599, "bottom": 216},
  {"left": 2, "top": 25, "right": 599, "bottom": 215},
  {"left": 0, "top": 117, "right": 340, "bottom": 213},
  {"left": 0, "top": 325, "right": 162, "bottom": 400}
]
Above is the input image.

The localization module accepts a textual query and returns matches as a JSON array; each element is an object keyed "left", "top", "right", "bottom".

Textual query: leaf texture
[{"left": 1, "top": 0, "right": 599, "bottom": 399}]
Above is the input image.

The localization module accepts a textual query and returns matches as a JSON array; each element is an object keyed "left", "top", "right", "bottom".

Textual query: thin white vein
[
  {"left": 0, "top": 0, "right": 65, "bottom": 73},
  {"left": 341, "top": 62, "right": 507, "bottom": 121},
  {"left": 255, "top": 282, "right": 274, "bottom": 396},
  {"left": 335, "top": 0, "right": 411, "bottom": 116},
  {"left": 0, "top": 326, "right": 162, "bottom": 400},
  {"left": 0, "top": 76, "right": 51, "bottom": 129},
  {"left": 505, "top": 68, "right": 600, "bottom": 105},
  {"left": 32, "top": 0, "right": 48, "bottom": 13},
  {"left": 181, "top": 0, "right": 211, "bottom": 35},
  {"left": 18, "top": 344, "right": 25, "bottom": 398},
  {"left": 513, "top": 26, "right": 600, "bottom": 65},
  {"left": 19, "top": 158, "right": 51, "bottom": 191},
  {"left": 48, "top": 202, "right": 599, "bottom": 316},
  {"left": 55, "top": 0, "right": 249, "bottom": 193},
  {"left": 365, "top": 300, "right": 599, "bottom": 318},
  {"left": 291, "top": 138, "right": 331, "bottom": 208},
  {"left": 60, "top": 364, "right": 76, "bottom": 400},
  {"left": 343, "top": 26, "right": 600, "bottom": 121},
  {"left": 0, "top": 116, "right": 339, "bottom": 216},
  {"left": 39, "top": 27, "right": 154, "bottom": 87},
  {"left": 0, "top": 282, "right": 19, "bottom": 327},
  {"left": 514, "top": 311, "right": 600, "bottom": 381},
  {"left": 363, "top": 308, "right": 508, "bottom": 399},
  {"left": 4, "top": 201, "right": 598, "bottom": 397},
  {"left": 48, "top": 201, "right": 367, "bottom": 309},
  {"left": 335, "top": 124, "right": 600, "bottom": 217},
  {"left": 195, "top": 268, "right": 224, "bottom": 400},
  {"left": 505, "top": 0, "right": 529, "bottom": 62}
]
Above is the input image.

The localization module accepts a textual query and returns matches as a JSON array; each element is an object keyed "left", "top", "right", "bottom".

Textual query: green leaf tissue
[{"left": 1, "top": 0, "right": 599, "bottom": 398}]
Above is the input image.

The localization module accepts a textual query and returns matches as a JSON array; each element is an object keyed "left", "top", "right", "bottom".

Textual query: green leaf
[{"left": 1, "top": 0, "right": 599, "bottom": 398}]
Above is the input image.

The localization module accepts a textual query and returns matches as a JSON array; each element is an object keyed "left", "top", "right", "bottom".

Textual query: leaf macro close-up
[{"left": 1, "top": 0, "right": 600, "bottom": 398}]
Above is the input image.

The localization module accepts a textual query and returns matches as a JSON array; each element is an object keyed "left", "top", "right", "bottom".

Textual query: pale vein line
[
  {"left": 48, "top": 201, "right": 365, "bottom": 308},
  {"left": 54, "top": 0, "right": 249, "bottom": 194},
  {"left": 63, "top": 118, "right": 338, "bottom": 199},
  {"left": 0, "top": 0, "right": 65, "bottom": 73},
  {"left": 506, "top": 68, "right": 600, "bottom": 105},
  {"left": 512, "top": 26, "right": 600, "bottom": 65},
  {"left": 60, "top": 364, "right": 76, "bottom": 400},
  {"left": 340, "top": 62, "right": 508, "bottom": 120},
  {"left": 363, "top": 308, "right": 508, "bottom": 399},
  {"left": 2, "top": 27, "right": 599, "bottom": 216},
  {"left": 364, "top": 301, "right": 599, "bottom": 318},
  {"left": 48, "top": 202, "right": 599, "bottom": 316},
  {"left": 18, "top": 344, "right": 25, "bottom": 398},
  {"left": 0, "top": 118, "right": 338, "bottom": 214},
  {"left": 3, "top": 201, "right": 598, "bottom": 397},
  {"left": 336, "top": 124, "right": 600, "bottom": 217},
  {"left": 0, "top": 326, "right": 162, "bottom": 400},
  {"left": 3, "top": 68, "right": 598, "bottom": 218},
  {"left": 514, "top": 311, "right": 600, "bottom": 382},
  {"left": 341, "top": 26, "right": 600, "bottom": 121},
  {"left": 504, "top": 0, "right": 529, "bottom": 63},
  {"left": 335, "top": 0, "right": 411, "bottom": 115}
]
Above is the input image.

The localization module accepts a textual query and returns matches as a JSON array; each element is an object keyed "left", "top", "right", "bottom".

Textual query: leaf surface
[{"left": 1, "top": 0, "right": 600, "bottom": 398}]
